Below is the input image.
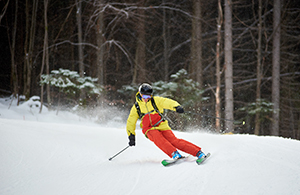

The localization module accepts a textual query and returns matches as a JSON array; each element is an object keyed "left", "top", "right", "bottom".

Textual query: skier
[{"left": 126, "top": 83, "right": 207, "bottom": 163}]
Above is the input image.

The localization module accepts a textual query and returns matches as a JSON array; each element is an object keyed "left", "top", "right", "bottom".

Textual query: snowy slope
[{"left": 1, "top": 98, "right": 300, "bottom": 195}]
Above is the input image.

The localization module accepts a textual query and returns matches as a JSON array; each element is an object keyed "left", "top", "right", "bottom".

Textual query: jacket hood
[{"left": 135, "top": 92, "right": 142, "bottom": 102}]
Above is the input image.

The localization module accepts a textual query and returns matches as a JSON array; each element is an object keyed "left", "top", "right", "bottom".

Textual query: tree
[
  {"left": 1, "top": 0, "right": 300, "bottom": 139},
  {"left": 254, "top": 0, "right": 263, "bottom": 135},
  {"left": 24, "top": 0, "right": 38, "bottom": 99},
  {"left": 40, "top": 68, "right": 102, "bottom": 114},
  {"left": 163, "top": 0, "right": 170, "bottom": 82},
  {"left": 75, "top": 0, "right": 85, "bottom": 100},
  {"left": 75, "top": 0, "right": 84, "bottom": 78},
  {"left": 190, "top": 0, "right": 202, "bottom": 87},
  {"left": 96, "top": 0, "right": 105, "bottom": 86},
  {"left": 224, "top": 0, "right": 233, "bottom": 133},
  {"left": 133, "top": 1, "right": 146, "bottom": 84},
  {"left": 10, "top": 0, "right": 18, "bottom": 98},
  {"left": 215, "top": 0, "right": 223, "bottom": 132},
  {"left": 279, "top": 0, "right": 300, "bottom": 139},
  {"left": 39, "top": 0, "right": 49, "bottom": 113},
  {"left": 271, "top": 0, "right": 281, "bottom": 136}
]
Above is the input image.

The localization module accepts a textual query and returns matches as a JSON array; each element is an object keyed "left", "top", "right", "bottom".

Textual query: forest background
[{"left": 0, "top": 0, "right": 299, "bottom": 140}]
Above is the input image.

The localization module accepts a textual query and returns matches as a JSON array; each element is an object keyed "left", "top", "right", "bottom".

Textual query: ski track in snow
[{"left": 1, "top": 98, "right": 300, "bottom": 195}]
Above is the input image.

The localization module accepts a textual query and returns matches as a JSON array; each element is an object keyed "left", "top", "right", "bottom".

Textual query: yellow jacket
[{"left": 126, "top": 92, "right": 180, "bottom": 136}]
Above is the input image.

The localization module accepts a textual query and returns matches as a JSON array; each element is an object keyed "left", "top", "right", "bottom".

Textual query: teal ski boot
[{"left": 196, "top": 150, "right": 210, "bottom": 165}]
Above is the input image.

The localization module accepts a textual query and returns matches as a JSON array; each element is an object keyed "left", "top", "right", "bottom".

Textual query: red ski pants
[{"left": 146, "top": 129, "right": 201, "bottom": 158}]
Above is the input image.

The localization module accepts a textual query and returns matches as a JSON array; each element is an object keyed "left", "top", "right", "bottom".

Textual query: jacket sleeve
[
  {"left": 155, "top": 96, "right": 181, "bottom": 112},
  {"left": 126, "top": 105, "right": 139, "bottom": 136}
]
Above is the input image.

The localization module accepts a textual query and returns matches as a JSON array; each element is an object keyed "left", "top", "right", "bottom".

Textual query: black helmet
[{"left": 139, "top": 83, "right": 153, "bottom": 95}]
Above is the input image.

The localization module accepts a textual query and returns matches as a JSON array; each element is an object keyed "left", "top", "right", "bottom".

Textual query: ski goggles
[{"left": 141, "top": 94, "right": 152, "bottom": 99}]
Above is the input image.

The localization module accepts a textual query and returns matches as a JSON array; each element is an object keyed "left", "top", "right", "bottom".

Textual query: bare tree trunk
[
  {"left": 133, "top": 1, "right": 146, "bottom": 84},
  {"left": 76, "top": 0, "right": 85, "bottom": 100},
  {"left": 46, "top": 38, "right": 50, "bottom": 109},
  {"left": 271, "top": 0, "right": 281, "bottom": 136},
  {"left": 40, "top": 0, "right": 49, "bottom": 113},
  {"left": 254, "top": 0, "right": 263, "bottom": 135},
  {"left": 215, "top": 0, "right": 223, "bottom": 133},
  {"left": 24, "top": 0, "right": 38, "bottom": 99},
  {"left": 163, "top": 0, "right": 169, "bottom": 82},
  {"left": 224, "top": 0, "right": 234, "bottom": 133},
  {"left": 24, "top": 0, "right": 29, "bottom": 98},
  {"left": 76, "top": 0, "right": 84, "bottom": 77},
  {"left": 191, "top": 0, "right": 202, "bottom": 87},
  {"left": 96, "top": 0, "right": 105, "bottom": 85},
  {"left": 190, "top": 0, "right": 203, "bottom": 122},
  {"left": 10, "top": 0, "right": 19, "bottom": 98}
]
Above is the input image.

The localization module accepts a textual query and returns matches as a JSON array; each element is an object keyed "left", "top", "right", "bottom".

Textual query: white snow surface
[{"left": 1, "top": 97, "right": 300, "bottom": 195}]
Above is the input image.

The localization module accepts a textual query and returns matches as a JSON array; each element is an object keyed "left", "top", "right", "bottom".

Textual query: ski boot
[
  {"left": 172, "top": 150, "right": 183, "bottom": 159},
  {"left": 196, "top": 150, "right": 206, "bottom": 164}
]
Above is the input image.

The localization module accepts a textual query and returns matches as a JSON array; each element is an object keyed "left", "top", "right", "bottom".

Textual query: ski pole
[{"left": 109, "top": 146, "right": 130, "bottom": 161}]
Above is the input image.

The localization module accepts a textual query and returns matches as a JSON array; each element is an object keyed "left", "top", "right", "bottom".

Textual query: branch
[
  {"left": 203, "top": 72, "right": 300, "bottom": 93},
  {"left": 203, "top": 9, "right": 273, "bottom": 72},
  {"left": 0, "top": 0, "right": 10, "bottom": 24}
]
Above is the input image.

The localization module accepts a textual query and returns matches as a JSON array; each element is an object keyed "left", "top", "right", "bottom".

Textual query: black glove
[
  {"left": 175, "top": 106, "right": 184, "bottom": 113},
  {"left": 128, "top": 134, "right": 135, "bottom": 146}
]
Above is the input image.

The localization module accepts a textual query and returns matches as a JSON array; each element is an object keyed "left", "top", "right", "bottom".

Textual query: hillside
[{"left": 1, "top": 98, "right": 300, "bottom": 195}]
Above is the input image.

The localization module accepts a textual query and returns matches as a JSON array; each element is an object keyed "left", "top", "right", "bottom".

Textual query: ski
[
  {"left": 161, "top": 153, "right": 211, "bottom": 166},
  {"left": 161, "top": 156, "right": 186, "bottom": 167},
  {"left": 196, "top": 152, "right": 211, "bottom": 165}
]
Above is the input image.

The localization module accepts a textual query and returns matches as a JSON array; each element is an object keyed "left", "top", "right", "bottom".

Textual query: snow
[{"left": 1, "top": 97, "right": 300, "bottom": 195}]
